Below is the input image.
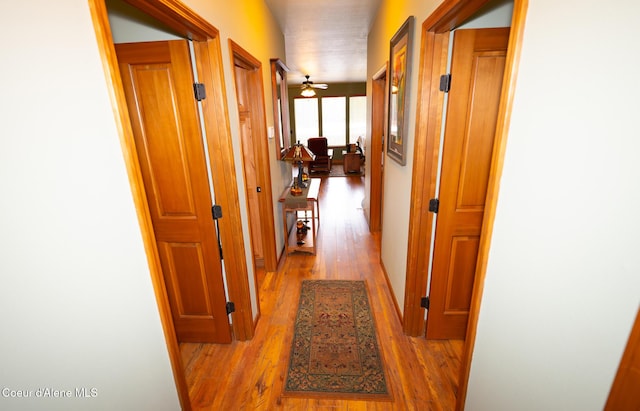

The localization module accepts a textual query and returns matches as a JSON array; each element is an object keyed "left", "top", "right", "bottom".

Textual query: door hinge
[
  {"left": 226, "top": 301, "right": 235, "bottom": 315},
  {"left": 193, "top": 83, "right": 206, "bottom": 101},
  {"left": 212, "top": 205, "right": 223, "bottom": 220},
  {"left": 439, "top": 74, "right": 451, "bottom": 93},
  {"left": 428, "top": 198, "right": 439, "bottom": 213},
  {"left": 212, "top": 205, "right": 223, "bottom": 259},
  {"left": 421, "top": 296, "right": 430, "bottom": 310}
]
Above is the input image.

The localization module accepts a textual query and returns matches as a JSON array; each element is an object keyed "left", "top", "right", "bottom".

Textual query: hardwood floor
[{"left": 180, "top": 176, "right": 463, "bottom": 410}]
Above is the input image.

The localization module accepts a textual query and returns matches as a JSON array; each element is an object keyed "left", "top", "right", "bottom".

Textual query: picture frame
[
  {"left": 270, "top": 58, "right": 292, "bottom": 160},
  {"left": 387, "top": 16, "right": 415, "bottom": 166}
]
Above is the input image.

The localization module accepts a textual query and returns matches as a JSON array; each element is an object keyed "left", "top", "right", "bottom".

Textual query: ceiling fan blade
[{"left": 301, "top": 76, "right": 328, "bottom": 90}]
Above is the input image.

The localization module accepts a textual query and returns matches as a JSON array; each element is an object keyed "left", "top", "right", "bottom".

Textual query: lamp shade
[
  {"left": 282, "top": 141, "right": 316, "bottom": 162},
  {"left": 300, "top": 87, "right": 316, "bottom": 97}
]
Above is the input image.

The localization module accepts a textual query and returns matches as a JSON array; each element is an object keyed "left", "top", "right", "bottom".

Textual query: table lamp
[{"left": 282, "top": 141, "right": 316, "bottom": 195}]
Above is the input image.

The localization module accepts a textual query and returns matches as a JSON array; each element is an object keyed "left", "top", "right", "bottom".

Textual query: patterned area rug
[{"left": 283, "top": 280, "right": 391, "bottom": 400}]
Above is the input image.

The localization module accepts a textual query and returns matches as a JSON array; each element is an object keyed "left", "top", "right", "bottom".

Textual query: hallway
[{"left": 180, "top": 176, "right": 462, "bottom": 410}]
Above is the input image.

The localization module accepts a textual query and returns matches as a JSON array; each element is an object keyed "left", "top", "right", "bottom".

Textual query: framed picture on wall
[
  {"left": 387, "top": 16, "right": 415, "bottom": 166},
  {"left": 270, "top": 58, "right": 291, "bottom": 160}
]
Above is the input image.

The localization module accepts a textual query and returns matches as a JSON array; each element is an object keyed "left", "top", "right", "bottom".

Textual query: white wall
[
  {"left": 106, "top": 0, "right": 182, "bottom": 42},
  {"left": 0, "top": 0, "right": 180, "bottom": 409},
  {"left": 466, "top": 0, "right": 640, "bottom": 409},
  {"left": 458, "top": 0, "right": 513, "bottom": 30}
]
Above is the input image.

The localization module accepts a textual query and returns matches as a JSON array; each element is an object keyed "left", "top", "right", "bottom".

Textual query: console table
[{"left": 278, "top": 178, "right": 320, "bottom": 255}]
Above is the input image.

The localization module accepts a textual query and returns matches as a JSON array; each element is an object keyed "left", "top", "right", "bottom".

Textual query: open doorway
[
  {"left": 368, "top": 64, "right": 388, "bottom": 233},
  {"left": 403, "top": 0, "right": 527, "bottom": 409},
  {"left": 404, "top": 0, "right": 515, "bottom": 337},
  {"left": 115, "top": 38, "right": 233, "bottom": 344},
  {"left": 90, "top": 0, "right": 258, "bottom": 408},
  {"left": 229, "top": 40, "right": 278, "bottom": 275},
  {"left": 426, "top": 23, "right": 511, "bottom": 339}
]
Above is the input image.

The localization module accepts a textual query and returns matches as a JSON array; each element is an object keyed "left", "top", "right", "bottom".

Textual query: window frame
[{"left": 291, "top": 89, "right": 366, "bottom": 149}]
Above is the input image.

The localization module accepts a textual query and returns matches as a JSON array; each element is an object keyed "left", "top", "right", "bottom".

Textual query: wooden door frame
[
  {"left": 401, "top": 0, "right": 529, "bottom": 409},
  {"left": 229, "top": 39, "right": 278, "bottom": 276},
  {"left": 605, "top": 307, "right": 640, "bottom": 410},
  {"left": 368, "top": 63, "right": 388, "bottom": 233},
  {"left": 89, "top": 0, "right": 256, "bottom": 409}
]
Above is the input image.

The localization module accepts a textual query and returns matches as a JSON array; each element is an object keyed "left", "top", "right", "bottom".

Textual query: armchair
[{"left": 307, "top": 137, "right": 333, "bottom": 173}]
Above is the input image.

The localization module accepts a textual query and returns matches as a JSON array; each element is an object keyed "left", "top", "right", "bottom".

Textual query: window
[
  {"left": 321, "top": 97, "right": 346, "bottom": 147},
  {"left": 349, "top": 96, "right": 366, "bottom": 144},
  {"left": 294, "top": 98, "right": 319, "bottom": 145},
  {"left": 293, "top": 90, "right": 366, "bottom": 148}
]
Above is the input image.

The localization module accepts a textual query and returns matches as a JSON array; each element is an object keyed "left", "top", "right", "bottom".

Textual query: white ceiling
[{"left": 264, "top": 0, "right": 382, "bottom": 86}]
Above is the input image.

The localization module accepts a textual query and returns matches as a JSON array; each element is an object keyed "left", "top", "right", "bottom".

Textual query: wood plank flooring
[{"left": 180, "top": 176, "right": 463, "bottom": 410}]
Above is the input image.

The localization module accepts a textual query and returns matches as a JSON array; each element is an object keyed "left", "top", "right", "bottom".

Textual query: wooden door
[
  {"left": 116, "top": 40, "right": 231, "bottom": 343},
  {"left": 230, "top": 41, "right": 278, "bottom": 273},
  {"left": 606, "top": 307, "right": 640, "bottom": 410},
  {"left": 426, "top": 28, "right": 509, "bottom": 339},
  {"left": 369, "top": 68, "right": 387, "bottom": 232},
  {"left": 234, "top": 64, "right": 264, "bottom": 264}
]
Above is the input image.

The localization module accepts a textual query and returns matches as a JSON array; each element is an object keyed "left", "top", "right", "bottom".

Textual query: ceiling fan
[{"left": 300, "top": 75, "right": 328, "bottom": 97}]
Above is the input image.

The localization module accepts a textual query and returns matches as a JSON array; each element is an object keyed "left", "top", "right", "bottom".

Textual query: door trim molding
[
  {"left": 605, "top": 307, "right": 640, "bottom": 410},
  {"left": 368, "top": 63, "right": 388, "bottom": 232},
  {"left": 403, "top": 29, "right": 450, "bottom": 335},
  {"left": 402, "top": 0, "right": 529, "bottom": 409},
  {"left": 88, "top": 2, "right": 191, "bottom": 409},
  {"left": 192, "top": 39, "right": 254, "bottom": 340},
  {"left": 228, "top": 39, "right": 278, "bottom": 274},
  {"left": 89, "top": 0, "right": 255, "bottom": 409},
  {"left": 456, "top": 4, "right": 528, "bottom": 408}
]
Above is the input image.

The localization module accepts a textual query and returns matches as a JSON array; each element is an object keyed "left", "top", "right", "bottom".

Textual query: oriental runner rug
[{"left": 283, "top": 280, "right": 391, "bottom": 400}]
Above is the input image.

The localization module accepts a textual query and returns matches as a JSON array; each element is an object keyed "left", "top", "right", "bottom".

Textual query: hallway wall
[
  {"left": 0, "top": 1, "right": 180, "bottom": 409},
  {"left": 367, "top": 0, "right": 443, "bottom": 315}
]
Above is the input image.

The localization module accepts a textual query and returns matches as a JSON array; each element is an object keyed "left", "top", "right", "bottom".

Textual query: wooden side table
[
  {"left": 342, "top": 152, "right": 362, "bottom": 174},
  {"left": 278, "top": 178, "right": 321, "bottom": 255}
]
